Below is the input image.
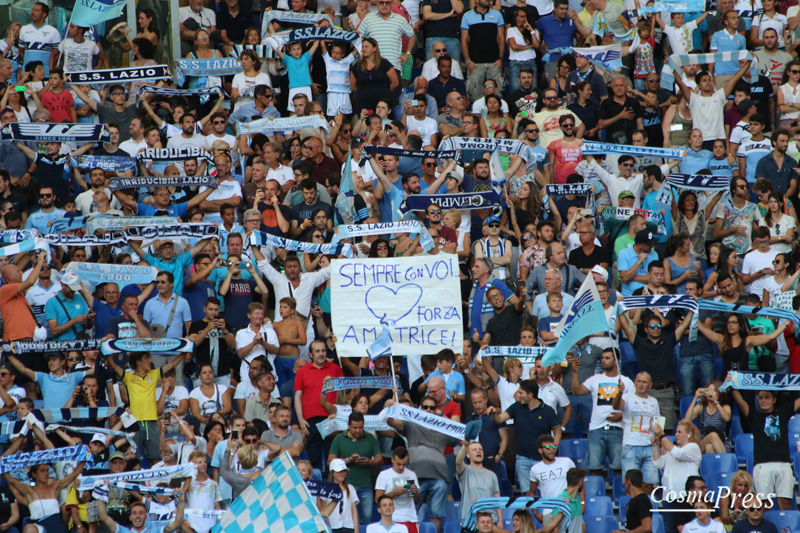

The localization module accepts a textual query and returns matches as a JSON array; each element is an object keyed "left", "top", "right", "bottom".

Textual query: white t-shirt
[
  {"left": 758, "top": 215, "right": 796, "bottom": 254},
  {"left": 156, "top": 385, "right": 190, "bottom": 419},
  {"left": 507, "top": 26, "right": 537, "bottom": 61},
  {"left": 405, "top": 115, "right": 438, "bottom": 146},
  {"left": 232, "top": 71, "right": 272, "bottom": 108},
  {"left": 538, "top": 379, "right": 569, "bottom": 414},
  {"left": 187, "top": 478, "right": 222, "bottom": 533},
  {"left": 205, "top": 133, "right": 237, "bottom": 152},
  {"left": 375, "top": 467, "right": 420, "bottom": 522},
  {"left": 189, "top": 384, "right": 230, "bottom": 417},
  {"left": 166, "top": 133, "right": 207, "bottom": 152},
  {"left": 688, "top": 89, "right": 727, "bottom": 141},
  {"left": 267, "top": 164, "right": 296, "bottom": 188},
  {"left": 741, "top": 247, "right": 780, "bottom": 295},
  {"left": 56, "top": 38, "right": 99, "bottom": 72},
  {"left": 234, "top": 380, "right": 259, "bottom": 404},
  {"left": 620, "top": 393, "right": 660, "bottom": 447},
  {"left": 234, "top": 324, "right": 280, "bottom": 383},
  {"left": 179, "top": 6, "right": 217, "bottom": 31},
  {"left": 529, "top": 456, "right": 574, "bottom": 498},
  {"left": 683, "top": 519, "right": 727, "bottom": 533},
  {"left": 583, "top": 373, "right": 635, "bottom": 431},
  {"left": 663, "top": 20, "right": 699, "bottom": 56}
]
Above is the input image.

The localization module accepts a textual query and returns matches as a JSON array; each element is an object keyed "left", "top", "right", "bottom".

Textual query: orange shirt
[{"left": 0, "top": 283, "right": 35, "bottom": 341}]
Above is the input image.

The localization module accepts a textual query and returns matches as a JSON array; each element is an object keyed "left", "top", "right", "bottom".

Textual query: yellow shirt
[
  {"left": 66, "top": 485, "right": 88, "bottom": 525},
  {"left": 123, "top": 368, "right": 162, "bottom": 421}
]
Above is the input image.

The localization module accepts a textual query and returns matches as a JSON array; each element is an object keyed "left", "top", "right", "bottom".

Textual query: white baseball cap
[
  {"left": 330, "top": 458, "right": 349, "bottom": 472},
  {"left": 61, "top": 272, "right": 83, "bottom": 291}
]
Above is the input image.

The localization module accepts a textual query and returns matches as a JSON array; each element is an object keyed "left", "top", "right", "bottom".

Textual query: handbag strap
[
  {"left": 164, "top": 295, "right": 180, "bottom": 332},
  {"left": 56, "top": 294, "right": 81, "bottom": 338}
]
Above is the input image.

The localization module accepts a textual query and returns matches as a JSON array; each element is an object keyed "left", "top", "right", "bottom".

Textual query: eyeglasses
[
  {"left": 648, "top": 324, "right": 662, "bottom": 330},
  {"left": 313, "top": 234, "right": 324, "bottom": 239},
  {"left": 67, "top": 357, "right": 80, "bottom": 362},
  {"left": 110, "top": 92, "right": 125, "bottom": 96},
  {"left": 790, "top": 70, "right": 800, "bottom": 74},
  {"left": 543, "top": 96, "right": 557, "bottom": 100},
  {"left": 302, "top": 144, "right": 311, "bottom": 149},
  {"left": 376, "top": 245, "right": 388, "bottom": 250},
  {"left": 561, "top": 123, "right": 574, "bottom": 128},
  {"left": 543, "top": 444, "right": 557, "bottom": 450},
  {"left": 773, "top": 259, "right": 782, "bottom": 264},
  {"left": 245, "top": 438, "right": 258, "bottom": 443},
  {"left": 246, "top": 218, "right": 260, "bottom": 223},
  {"left": 525, "top": 129, "right": 539, "bottom": 133},
  {"left": 488, "top": 223, "right": 500, "bottom": 228},
  {"left": 621, "top": 163, "right": 634, "bottom": 167},
  {"left": 213, "top": 120, "right": 225, "bottom": 125},
  {"left": 39, "top": 193, "right": 52, "bottom": 198},
  {"left": 422, "top": 162, "right": 437, "bottom": 167},
  {"left": 646, "top": 77, "right": 659, "bottom": 82},
  {"left": 421, "top": 404, "right": 436, "bottom": 410},
  {"left": 578, "top": 231, "right": 594, "bottom": 234}
]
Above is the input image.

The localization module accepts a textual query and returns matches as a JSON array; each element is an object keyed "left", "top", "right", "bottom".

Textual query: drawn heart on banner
[{"left": 365, "top": 284, "right": 423, "bottom": 326}]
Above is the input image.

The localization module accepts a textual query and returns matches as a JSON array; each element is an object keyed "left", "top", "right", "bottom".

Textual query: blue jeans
[
  {"left": 418, "top": 479, "right": 448, "bottom": 518},
  {"left": 679, "top": 353, "right": 714, "bottom": 394},
  {"left": 588, "top": 427, "right": 623, "bottom": 470},
  {"left": 508, "top": 59, "right": 538, "bottom": 93},
  {"left": 516, "top": 455, "right": 538, "bottom": 493},
  {"left": 425, "top": 37, "right": 461, "bottom": 62},
  {"left": 355, "top": 486, "right": 373, "bottom": 524},
  {"left": 622, "top": 444, "right": 658, "bottom": 484},
  {"left": 565, "top": 393, "right": 593, "bottom": 436}
]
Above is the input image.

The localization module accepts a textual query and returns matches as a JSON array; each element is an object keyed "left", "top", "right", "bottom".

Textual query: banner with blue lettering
[
  {"left": 720, "top": 371, "right": 800, "bottom": 392},
  {"left": 542, "top": 276, "right": 608, "bottom": 367},
  {"left": 331, "top": 256, "right": 463, "bottom": 359},
  {"left": 63, "top": 262, "right": 159, "bottom": 289}
]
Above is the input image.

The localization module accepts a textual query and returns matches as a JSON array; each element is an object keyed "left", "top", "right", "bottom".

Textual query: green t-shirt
[{"left": 329, "top": 432, "right": 381, "bottom": 488}]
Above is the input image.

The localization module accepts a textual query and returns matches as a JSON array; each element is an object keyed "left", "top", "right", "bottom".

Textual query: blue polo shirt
[
  {"left": 144, "top": 252, "right": 193, "bottom": 296},
  {"left": 709, "top": 30, "right": 746, "bottom": 76},
  {"left": 44, "top": 293, "right": 90, "bottom": 341},
  {"left": 754, "top": 152, "right": 799, "bottom": 195},
  {"left": 536, "top": 14, "right": 577, "bottom": 62},
  {"left": 35, "top": 371, "right": 86, "bottom": 409},
  {"left": 617, "top": 246, "right": 659, "bottom": 296},
  {"left": 135, "top": 201, "right": 189, "bottom": 218},
  {"left": 92, "top": 299, "right": 123, "bottom": 338},
  {"left": 642, "top": 189, "right": 673, "bottom": 243},
  {"left": 143, "top": 293, "right": 192, "bottom": 339}
]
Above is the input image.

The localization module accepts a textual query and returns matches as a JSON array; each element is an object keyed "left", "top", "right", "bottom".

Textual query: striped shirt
[
  {"left": 358, "top": 12, "right": 414, "bottom": 70},
  {"left": 323, "top": 52, "right": 356, "bottom": 94}
]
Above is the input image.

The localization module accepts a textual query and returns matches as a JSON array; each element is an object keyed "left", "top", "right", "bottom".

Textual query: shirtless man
[
  {"left": 272, "top": 297, "right": 308, "bottom": 387},
  {"left": 3, "top": 422, "right": 86, "bottom": 533}
]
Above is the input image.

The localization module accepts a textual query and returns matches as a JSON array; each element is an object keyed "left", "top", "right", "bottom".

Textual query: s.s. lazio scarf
[
  {"left": 237, "top": 115, "right": 330, "bottom": 135},
  {"left": 398, "top": 191, "right": 501, "bottom": 216},
  {"left": 317, "top": 413, "right": 393, "bottom": 439},
  {"left": 3, "top": 338, "right": 103, "bottom": 353},
  {"left": 108, "top": 482, "right": 176, "bottom": 496},
  {"left": 43, "top": 233, "right": 126, "bottom": 247},
  {"left": 545, "top": 184, "right": 593, "bottom": 197},
  {"left": 666, "top": 173, "right": 730, "bottom": 190},
  {"left": 137, "top": 85, "right": 225, "bottom": 100},
  {"left": 48, "top": 215, "right": 92, "bottom": 234},
  {"left": 697, "top": 300, "right": 800, "bottom": 329},
  {"left": 249, "top": 231, "right": 355, "bottom": 258},
  {"left": 0, "top": 123, "right": 111, "bottom": 143},
  {"left": 71, "top": 155, "right": 136, "bottom": 173},
  {"left": 600, "top": 206, "right": 666, "bottom": 234},
  {"left": 331, "top": 221, "right": 435, "bottom": 253},
  {"left": 322, "top": 376, "right": 396, "bottom": 393},
  {"left": 62, "top": 262, "right": 159, "bottom": 289},
  {"left": 43, "top": 223, "right": 218, "bottom": 247},
  {"left": 0, "top": 445, "right": 90, "bottom": 474},
  {"left": 261, "top": 10, "right": 333, "bottom": 37},
  {"left": 463, "top": 498, "right": 573, "bottom": 533},
  {"left": 32, "top": 407, "right": 126, "bottom": 423},
  {"left": 439, "top": 137, "right": 541, "bottom": 167},
  {"left": 0, "top": 237, "right": 48, "bottom": 257},
  {"left": 305, "top": 480, "right": 344, "bottom": 501},
  {"left": 46, "top": 424, "right": 136, "bottom": 452},
  {"left": 582, "top": 141, "right": 686, "bottom": 160},
  {"left": 101, "top": 338, "right": 194, "bottom": 355},
  {"left": 65, "top": 65, "right": 171, "bottom": 85},
  {"left": 85, "top": 216, "right": 178, "bottom": 235},
  {"left": 358, "top": 146, "right": 460, "bottom": 167},
  {"left": 382, "top": 404, "right": 466, "bottom": 440},
  {"left": 476, "top": 346, "right": 552, "bottom": 362},
  {"left": 136, "top": 146, "right": 211, "bottom": 162},
  {"left": 176, "top": 58, "right": 243, "bottom": 78},
  {"left": 0, "top": 229, "right": 40, "bottom": 243},
  {"left": 230, "top": 44, "right": 274, "bottom": 59},
  {"left": 616, "top": 294, "right": 699, "bottom": 340},
  {"left": 719, "top": 371, "right": 800, "bottom": 392},
  {"left": 107, "top": 175, "right": 218, "bottom": 192},
  {"left": 79, "top": 463, "right": 198, "bottom": 490},
  {"left": 267, "top": 27, "right": 362, "bottom": 54},
  {"left": 661, "top": 51, "right": 757, "bottom": 91}
]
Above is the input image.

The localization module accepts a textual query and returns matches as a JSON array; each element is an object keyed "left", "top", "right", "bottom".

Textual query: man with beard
[
  {"left": 755, "top": 129, "right": 799, "bottom": 198},
  {"left": 534, "top": 88, "right": 585, "bottom": 149},
  {"left": 188, "top": 297, "right": 236, "bottom": 385},
  {"left": 753, "top": 28, "right": 791, "bottom": 91},
  {"left": 234, "top": 355, "right": 270, "bottom": 414},
  {"left": 98, "top": 480, "right": 189, "bottom": 533},
  {"left": 474, "top": 286, "right": 525, "bottom": 346},
  {"left": 548, "top": 114, "right": 584, "bottom": 185}
]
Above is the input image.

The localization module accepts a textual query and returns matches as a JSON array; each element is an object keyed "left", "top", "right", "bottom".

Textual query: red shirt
[
  {"left": 440, "top": 399, "right": 461, "bottom": 454},
  {"left": 294, "top": 360, "right": 343, "bottom": 419},
  {"left": 547, "top": 139, "right": 584, "bottom": 185},
  {"left": 40, "top": 90, "right": 75, "bottom": 123}
]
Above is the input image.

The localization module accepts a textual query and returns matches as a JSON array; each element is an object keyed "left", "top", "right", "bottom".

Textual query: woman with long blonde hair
[{"left": 719, "top": 470, "right": 754, "bottom": 528}]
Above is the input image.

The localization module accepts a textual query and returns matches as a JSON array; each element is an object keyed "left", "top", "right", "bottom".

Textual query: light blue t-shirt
[
  {"left": 44, "top": 293, "right": 90, "bottom": 341},
  {"left": 376, "top": 179, "right": 406, "bottom": 223},
  {"left": 285, "top": 51, "right": 312, "bottom": 89},
  {"left": 211, "top": 439, "right": 233, "bottom": 500},
  {"left": 679, "top": 148, "right": 714, "bottom": 175},
  {"left": 26, "top": 208, "right": 67, "bottom": 235},
  {"left": 617, "top": 246, "right": 659, "bottom": 296},
  {"left": 642, "top": 190, "right": 673, "bottom": 244},
  {"left": 424, "top": 369, "right": 466, "bottom": 400},
  {"left": 36, "top": 371, "right": 87, "bottom": 409}
]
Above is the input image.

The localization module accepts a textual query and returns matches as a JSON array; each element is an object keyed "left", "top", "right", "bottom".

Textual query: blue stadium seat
[
  {"left": 699, "top": 453, "right": 738, "bottom": 479},
  {"left": 790, "top": 433, "right": 800, "bottom": 457},
  {"left": 446, "top": 501, "right": 462, "bottom": 523},
  {"left": 444, "top": 522, "right": 461, "bottom": 533},
  {"left": 619, "top": 495, "right": 631, "bottom": 527},
  {"left": 746, "top": 455, "right": 753, "bottom": 475},
  {"left": 735, "top": 434, "right": 753, "bottom": 466},
  {"left": 584, "top": 475, "right": 606, "bottom": 497},
  {"left": 729, "top": 414, "right": 743, "bottom": 441},
  {"left": 559, "top": 439, "right": 589, "bottom": 469},
  {"left": 705, "top": 471, "right": 737, "bottom": 496},
  {"left": 680, "top": 396, "right": 698, "bottom": 423},
  {"left": 791, "top": 415, "right": 800, "bottom": 436},
  {"left": 418, "top": 504, "right": 430, "bottom": 523},
  {"left": 585, "top": 515, "right": 619, "bottom": 533},
  {"left": 620, "top": 342, "right": 636, "bottom": 363},
  {"left": 420, "top": 522, "right": 437, "bottom": 533},
  {"left": 585, "top": 496, "right": 614, "bottom": 517},
  {"left": 652, "top": 514, "right": 665, "bottom": 533},
  {"left": 793, "top": 452, "right": 800, "bottom": 483},
  {"left": 764, "top": 511, "right": 800, "bottom": 533},
  {"left": 452, "top": 476, "right": 461, "bottom": 501},
  {"left": 612, "top": 475, "right": 626, "bottom": 504},
  {"left": 360, "top": 526, "right": 368, "bottom": 533},
  {"left": 499, "top": 479, "right": 514, "bottom": 498}
]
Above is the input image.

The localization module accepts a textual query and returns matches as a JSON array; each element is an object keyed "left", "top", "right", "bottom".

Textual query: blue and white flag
[
  {"left": 322, "top": 376, "right": 396, "bottom": 393},
  {"left": 250, "top": 231, "right": 354, "bottom": 257},
  {"left": 212, "top": 451, "right": 328, "bottom": 533},
  {"left": 65, "top": 65, "right": 171, "bottom": 85},
  {"left": 0, "top": 445, "right": 90, "bottom": 474},
  {"left": 697, "top": 300, "right": 800, "bottom": 329},
  {"left": 720, "top": 371, "right": 800, "bottom": 392},
  {"left": 582, "top": 141, "right": 686, "bottom": 160},
  {"left": 33, "top": 407, "right": 126, "bottom": 423},
  {"left": 383, "top": 404, "right": 466, "bottom": 440},
  {"left": 335, "top": 148, "right": 359, "bottom": 224},
  {"left": 0, "top": 237, "right": 48, "bottom": 257},
  {"left": 63, "top": 262, "right": 159, "bottom": 289},
  {"left": 367, "top": 327, "right": 392, "bottom": 360},
  {"left": 101, "top": 338, "right": 194, "bottom": 355},
  {"left": 653, "top": 0, "right": 705, "bottom": 11},
  {"left": 398, "top": 191, "right": 501, "bottom": 216},
  {"left": 176, "top": 58, "right": 243, "bottom": 78},
  {"left": 662, "top": 51, "right": 756, "bottom": 91},
  {"left": 317, "top": 413, "right": 392, "bottom": 439},
  {"left": 542, "top": 276, "right": 608, "bottom": 367},
  {"left": 0, "top": 230, "right": 40, "bottom": 243},
  {"left": 570, "top": 44, "right": 622, "bottom": 70},
  {"left": 331, "top": 221, "right": 435, "bottom": 253},
  {"left": 68, "top": 0, "right": 127, "bottom": 28},
  {"left": 666, "top": 173, "right": 730, "bottom": 190}
]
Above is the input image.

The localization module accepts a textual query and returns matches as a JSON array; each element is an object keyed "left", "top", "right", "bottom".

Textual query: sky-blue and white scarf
[
  {"left": 176, "top": 58, "right": 243, "bottom": 78},
  {"left": 63, "top": 262, "right": 159, "bottom": 289},
  {"left": 79, "top": 463, "right": 197, "bottom": 490},
  {"left": 463, "top": 498, "right": 573, "bottom": 533},
  {"left": 719, "top": 371, "right": 800, "bottom": 392},
  {"left": 101, "top": 338, "right": 194, "bottom": 354},
  {"left": 0, "top": 123, "right": 110, "bottom": 143},
  {"left": 4, "top": 339, "right": 103, "bottom": 353},
  {"left": 65, "top": 65, "right": 171, "bottom": 85},
  {"left": 582, "top": 141, "right": 686, "bottom": 160},
  {"left": 666, "top": 173, "right": 730, "bottom": 190},
  {"left": 237, "top": 115, "right": 330, "bottom": 135},
  {"left": 322, "top": 376, "right": 395, "bottom": 393},
  {"left": 250, "top": 231, "right": 354, "bottom": 258},
  {"left": 0, "top": 445, "right": 90, "bottom": 474},
  {"left": 331, "top": 221, "right": 435, "bottom": 253},
  {"left": 317, "top": 413, "right": 392, "bottom": 439},
  {"left": 107, "top": 175, "right": 218, "bottom": 192},
  {"left": 661, "top": 51, "right": 756, "bottom": 91},
  {"left": 359, "top": 146, "right": 460, "bottom": 167},
  {"left": 71, "top": 155, "right": 136, "bottom": 172}
]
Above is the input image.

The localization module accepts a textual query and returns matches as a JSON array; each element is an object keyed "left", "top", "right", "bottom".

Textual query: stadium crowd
[{"left": 1, "top": 0, "right": 800, "bottom": 532}]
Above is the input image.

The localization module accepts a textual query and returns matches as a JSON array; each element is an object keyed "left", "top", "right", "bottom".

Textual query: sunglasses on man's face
[{"left": 421, "top": 404, "right": 436, "bottom": 410}]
